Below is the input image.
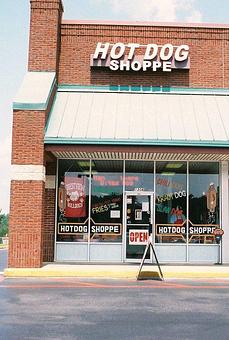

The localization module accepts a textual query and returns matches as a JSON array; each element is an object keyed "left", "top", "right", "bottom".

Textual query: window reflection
[
  {"left": 57, "top": 160, "right": 90, "bottom": 242},
  {"left": 125, "top": 161, "right": 154, "bottom": 191},
  {"left": 56, "top": 159, "right": 221, "bottom": 246},
  {"left": 91, "top": 161, "right": 123, "bottom": 243},
  {"left": 189, "top": 162, "right": 219, "bottom": 244},
  {"left": 155, "top": 162, "right": 187, "bottom": 243}
]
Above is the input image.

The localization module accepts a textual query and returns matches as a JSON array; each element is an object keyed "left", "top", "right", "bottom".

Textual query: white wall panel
[
  {"left": 189, "top": 245, "right": 218, "bottom": 263},
  {"left": 56, "top": 243, "right": 88, "bottom": 261},
  {"left": 193, "top": 95, "right": 213, "bottom": 141},
  {"left": 58, "top": 93, "right": 81, "bottom": 138},
  {"left": 115, "top": 93, "right": 131, "bottom": 139},
  {"left": 181, "top": 95, "right": 199, "bottom": 140},
  {"left": 155, "top": 245, "right": 186, "bottom": 262},
  {"left": 169, "top": 95, "right": 186, "bottom": 140},
  {"left": 46, "top": 90, "right": 229, "bottom": 145},
  {"left": 87, "top": 93, "right": 106, "bottom": 138},
  {"left": 46, "top": 92, "right": 69, "bottom": 137},
  {"left": 142, "top": 95, "right": 157, "bottom": 139},
  {"left": 216, "top": 96, "right": 229, "bottom": 140},
  {"left": 90, "top": 244, "right": 122, "bottom": 262},
  {"left": 204, "top": 96, "right": 227, "bottom": 141},
  {"left": 101, "top": 93, "right": 118, "bottom": 139},
  {"left": 155, "top": 95, "right": 171, "bottom": 140},
  {"left": 72, "top": 93, "right": 93, "bottom": 139}
]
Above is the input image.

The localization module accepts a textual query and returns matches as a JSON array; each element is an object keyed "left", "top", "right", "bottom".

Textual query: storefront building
[{"left": 9, "top": 0, "right": 229, "bottom": 267}]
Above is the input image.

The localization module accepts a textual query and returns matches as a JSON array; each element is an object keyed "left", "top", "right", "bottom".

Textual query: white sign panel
[
  {"left": 110, "top": 210, "right": 120, "bottom": 218},
  {"left": 91, "top": 42, "right": 190, "bottom": 72},
  {"left": 142, "top": 202, "right": 149, "bottom": 212}
]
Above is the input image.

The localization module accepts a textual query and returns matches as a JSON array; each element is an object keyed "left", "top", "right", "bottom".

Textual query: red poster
[{"left": 64, "top": 175, "right": 86, "bottom": 218}]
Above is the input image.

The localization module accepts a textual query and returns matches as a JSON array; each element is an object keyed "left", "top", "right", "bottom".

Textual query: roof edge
[
  {"left": 44, "top": 137, "right": 229, "bottom": 148},
  {"left": 57, "top": 84, "right": 229, "bottom": 96},
  {"left": 13, "top": 72, "right": 56, "bottom": 111},
  {"left": 62, "top": 19, "right": 229, "bottom": 29}
]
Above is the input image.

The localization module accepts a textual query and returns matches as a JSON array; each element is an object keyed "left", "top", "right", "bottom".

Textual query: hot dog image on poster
[{"left": 64, "top": 174, "right": 86, "bottom": 218}]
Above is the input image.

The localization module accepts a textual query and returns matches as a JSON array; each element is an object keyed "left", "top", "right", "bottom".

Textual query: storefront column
[{"left": 221, "top": 161, "right": 229, "bottom": 263}]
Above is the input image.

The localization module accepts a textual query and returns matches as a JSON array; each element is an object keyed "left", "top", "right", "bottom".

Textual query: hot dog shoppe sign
[
  {"left": 58, "top": 219, "right": 121, "bottom": 236},
  {"left": 91, "top": 42, "right": 190, "bottom": 72}
]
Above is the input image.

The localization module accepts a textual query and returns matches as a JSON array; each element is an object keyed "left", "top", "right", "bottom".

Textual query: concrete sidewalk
[{"left": 4, "top": 263, "right": 229, "bottom": 279}]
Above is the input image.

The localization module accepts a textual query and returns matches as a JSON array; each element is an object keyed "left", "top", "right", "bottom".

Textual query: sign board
[
  {"left": 58, "top": 219, "right": 121, "bottom": 235},
  {"left": 156, "top": 224, "right": 220, "bottom": 236},
  {"left": 91, "top": 42, "right": 190, "bottom": 72},
  {"left": 129, "top": 229, "right": 149, "bottom": 245},
  {"left": 136, "top": 234, "right": 164, "bottom": 281}
]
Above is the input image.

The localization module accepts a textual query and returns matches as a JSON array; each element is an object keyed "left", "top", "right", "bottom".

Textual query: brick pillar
[
  {"left": 9, "top": 110, "right": 46, "bottom": 268},
  {"left": 9, "top": 1, "right": 61, "bottom": 268},
  {"left": 28, "top": 0, "right": 63, "bottom": 72}
]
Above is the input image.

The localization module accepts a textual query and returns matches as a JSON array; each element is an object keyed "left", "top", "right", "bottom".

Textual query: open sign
[{"left": 129, "top": 230, "right": 149, "bottom": 245}]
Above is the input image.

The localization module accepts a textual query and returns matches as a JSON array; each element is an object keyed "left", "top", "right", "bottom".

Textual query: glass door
[{"left": 125, "top": 191, "right": 154, "bottom": 261}]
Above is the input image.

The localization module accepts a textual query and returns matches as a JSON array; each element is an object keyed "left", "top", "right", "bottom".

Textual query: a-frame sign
[{"left": 136, "top": 235, "right": 164, "bottom": 281}]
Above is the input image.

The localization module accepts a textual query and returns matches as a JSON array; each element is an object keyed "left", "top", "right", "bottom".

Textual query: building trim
[
  {"left": 62, "top": 20, "right": 229, "bottom": 29},
  {"left": 58, "top": 84, "right": 229, "bottom": 95},
  {"left": 11, "top": 165, "right": 46, "bottom": 181},
  {"left": 13, "top": 72, "right": 56, "bottom": 111},
  {"left": 44, "top": 137, "right": 229, "bottom": 148}
]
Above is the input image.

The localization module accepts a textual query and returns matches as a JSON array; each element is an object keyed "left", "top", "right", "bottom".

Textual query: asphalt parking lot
[{"left": 1, "top": 276, "right": 229, "bottom": 340}]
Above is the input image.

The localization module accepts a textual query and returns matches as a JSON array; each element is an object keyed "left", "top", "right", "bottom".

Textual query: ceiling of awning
[
  {"left": 45, "top": 145, "right": 229, "bottom": 161},
  {"left": 45, "top": 90, "right": 229, "bottom": 148}
]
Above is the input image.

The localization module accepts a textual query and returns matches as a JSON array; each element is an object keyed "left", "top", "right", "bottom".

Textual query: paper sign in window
[
  {"left": 135, "top": 209, "right": 142, "bottom": 221},
  {"left": 110, "top": 210, "right": 120, "bottom": 218},
  {"left": 142, "top": 202, "right": 149, "bottom": 212}
]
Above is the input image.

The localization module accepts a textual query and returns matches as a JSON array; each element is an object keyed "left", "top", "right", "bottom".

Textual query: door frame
[{"left": 124, "top": 191, "right": 154, "bottom": 262}]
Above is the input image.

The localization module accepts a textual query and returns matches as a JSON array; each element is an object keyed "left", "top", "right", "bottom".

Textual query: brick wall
[
  {"left": 9, "top": 107, "right": 46, "bottom": 267},
  {"left": 59, "top": 23, "right": 229, "bottom": 88},
  {"left": 9, "top": 181, "right": 45, "bottom": 268},
  {"left": 28, "top": 0, "right": 63, "bottom": 72},
  {"left": 12, "top": 110, "right": 46, "bottom": 165},
  {"left": 9, "top": 0, "right": 61, "bottom": 268}
]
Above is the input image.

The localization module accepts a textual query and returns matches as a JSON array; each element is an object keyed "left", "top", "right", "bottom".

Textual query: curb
[
  {"left": 4, "top": 268, "right": 137, "bottom": 279},
  {"left": 4, "top": 268, "right": 229, "bottom": 279}
]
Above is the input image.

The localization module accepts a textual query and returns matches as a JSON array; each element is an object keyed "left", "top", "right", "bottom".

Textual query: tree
[{"left": 0, "top": 209, "right": 9, "bottom": 238}]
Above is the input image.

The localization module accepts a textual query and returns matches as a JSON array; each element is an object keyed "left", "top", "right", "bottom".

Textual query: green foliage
[{"left": 0, "top": 212, "right": 9, "bottom": 238}]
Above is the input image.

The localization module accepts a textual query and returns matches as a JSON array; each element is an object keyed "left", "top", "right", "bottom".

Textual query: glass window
[
  {"left": 189, "top": 162, "right": 219, "bottom": 244},
  {"left": 57, "top": 160, "right": 90, "bottom": 242},
  {"left": 155, "top": 162, "right": 187, "bottom": 243},
  {"left": 91, "top": 160, "right": 123, "bottom": 243},
  {"left": 125, "top": 161, "right": 154, "bottom": 191}
]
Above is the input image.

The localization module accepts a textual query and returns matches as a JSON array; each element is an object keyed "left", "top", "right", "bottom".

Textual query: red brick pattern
[
  {"left": 28, "top": 0, "right": 63, "bottom": 72},
  {"left": 9, "top": 181, "right": 45, "bottom": 268},
  {"left": 12, "top": 110, "right": 46, "bottom": 165},
  {"left": 59, "top": 24, "right": 229, "bottom": 88}
]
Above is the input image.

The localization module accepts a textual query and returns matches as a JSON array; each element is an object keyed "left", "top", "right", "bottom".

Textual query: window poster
[
  {"left": 142, "top": 202, "right": 149, "bottom": 212},
  {"left": 135, "top": 209, "right": 142, "bottom": 221},
  {"left": 111, "top": 210, "right": 120, "bottom": 218},
  {"left": 64, "top": 175, "right": 86, "bottom": 218}
]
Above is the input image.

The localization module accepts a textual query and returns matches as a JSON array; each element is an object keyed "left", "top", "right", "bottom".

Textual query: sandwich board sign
[{"left": 136, "top": 235, "right": 164, "bottom": 281}]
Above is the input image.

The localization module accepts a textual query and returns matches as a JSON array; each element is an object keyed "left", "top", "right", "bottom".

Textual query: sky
[{"left": 0, "top": 0, "right": 228, "bottom": 213}]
